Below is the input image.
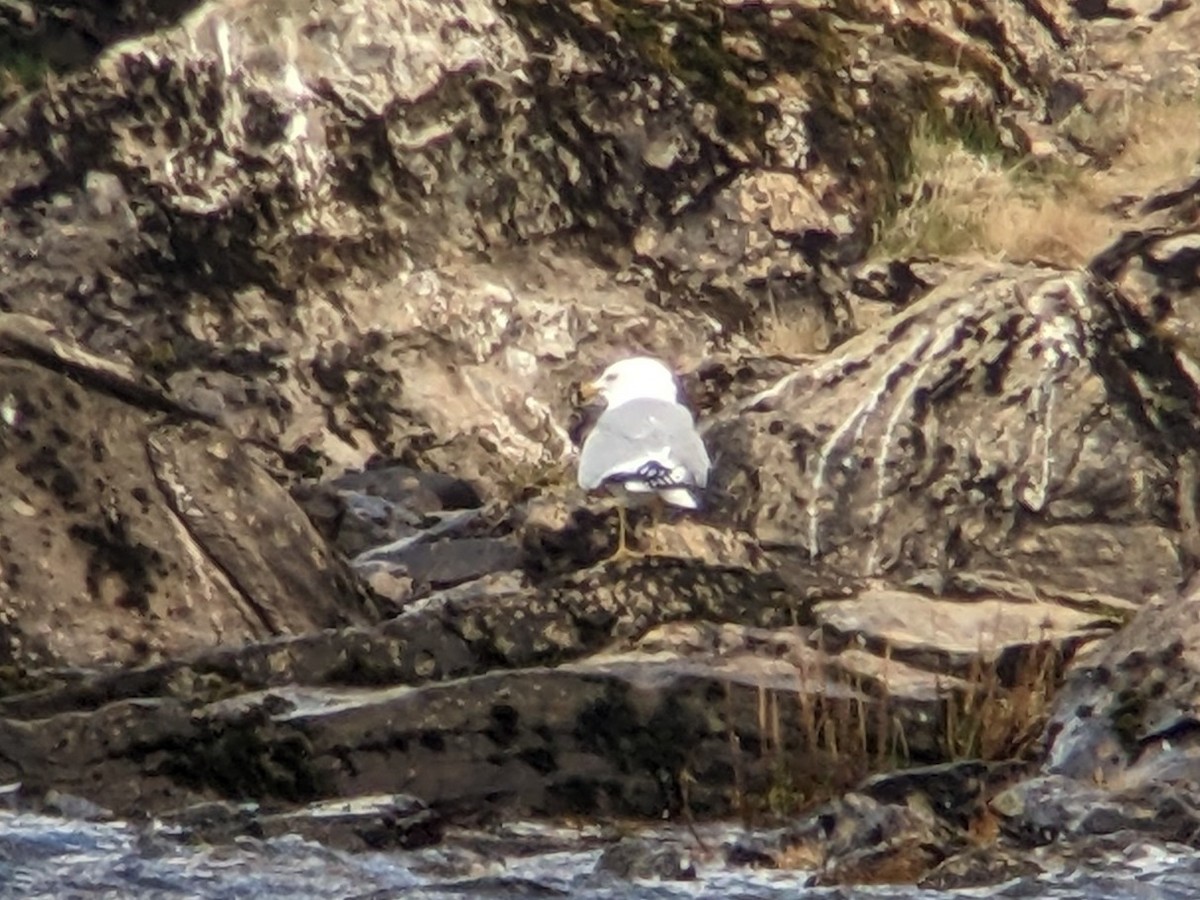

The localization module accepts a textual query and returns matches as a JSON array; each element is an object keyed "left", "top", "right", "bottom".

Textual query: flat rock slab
[
  {"left": 279, "top": 655, "right": 933, "bottom": 821},
  {"left": 358, "top": 536, "right": 523, "bottom": 589},
  {"left": 0, "top": 619, "right": 944, "bottom": 822},
  {"left": 827, "top": 647, "right": 970, "bottom": 703},
  {"left": 165, "top": 793, "right": 443, "bottom": 852},
  {"left": 814, "top": 589, "right": 1109, "bottom": 673}
]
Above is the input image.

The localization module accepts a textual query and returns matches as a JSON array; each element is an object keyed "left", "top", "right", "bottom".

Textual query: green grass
[{"left": 0, "top": 47, "right": 53, "bottom": 93}]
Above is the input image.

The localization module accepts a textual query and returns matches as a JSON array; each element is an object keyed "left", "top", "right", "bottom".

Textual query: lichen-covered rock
[
  {"left": 0, "top": 0, "right": 729, "bottom": 492},
  {"left": 1042, "top": 578, "right": 1200, "bottom": 788},
  {"left": 754, "top": 761, "right": 1019, "bottom": 885},
  {"left": 992, "top": 774, "right": 1200, "bottom": 847}
]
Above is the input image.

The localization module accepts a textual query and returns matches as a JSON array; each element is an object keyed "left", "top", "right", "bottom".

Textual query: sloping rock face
[
  {"left": 709, "top": 263, "right": 1190, "bottom": 598},
  {"left": 1, "top": 0, "right": 1200, "bottom": 889},
  {"left": 1043, "top": 574, "right": 1200, "bottom": 788},
  {"left": 0, "top": 314, "right": 375, "bottom": 667}
]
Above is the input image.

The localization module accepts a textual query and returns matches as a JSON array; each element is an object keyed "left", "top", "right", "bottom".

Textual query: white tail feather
[{"left": 658, "top": 487, "right": 699, "bottom": 509}]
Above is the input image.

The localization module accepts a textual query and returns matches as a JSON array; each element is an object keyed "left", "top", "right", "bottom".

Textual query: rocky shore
[{"left": 2, "top": 0, "right": 1200, "bottom": 890}]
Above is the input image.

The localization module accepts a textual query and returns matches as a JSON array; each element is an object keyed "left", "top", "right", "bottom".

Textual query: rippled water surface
[{"left": 3, "top": 812, "right": 1200, "bottom": 900}]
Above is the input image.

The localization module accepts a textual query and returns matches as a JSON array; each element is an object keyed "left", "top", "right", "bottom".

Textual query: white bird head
[{"left": 581, "top": 356, "right": 680, "bottom": 409}]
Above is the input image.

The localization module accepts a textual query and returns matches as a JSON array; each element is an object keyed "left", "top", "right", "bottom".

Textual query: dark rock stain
[
  {"left": 485, "top": 703, "right": 520, "bottom": 747},
  {"left": 163, "top": 714, "right": 327, "bottom": 803},
  {"left": 517, "top": 746, "right": 557, "bottom": 774},
  {"left": 418, "top": 731, "right": 445, "bottom": 752},
  {"left": 16, "top": 444, "right": 82, "bottom": 507},
  {"left": 67, "top": 515, "right": 163, "bottom": 613}
]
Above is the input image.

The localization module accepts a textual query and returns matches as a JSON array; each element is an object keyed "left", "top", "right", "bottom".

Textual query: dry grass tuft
[
  {"left": 735, "top": 631, "right": 1064, "bottom": 824},
  {"left": 942, "top": 635, "right": 1062, "bottom": 763},
  {"left": 757, "top": 302, "right": 831, "bottom": 358},
  {"left": 728, "top": 641, "right": 909, "bottom": 820},
  {"left": 873, "top": 94, "right": 1200, "bottom": 266},
  {"left": 1088, "top": 93, "right": 1200, "bottom": 198}
]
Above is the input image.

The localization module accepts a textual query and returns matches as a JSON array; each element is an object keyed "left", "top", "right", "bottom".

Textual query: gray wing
[{"left": 577, "top": 398, "right": 710, "bottom": 490}]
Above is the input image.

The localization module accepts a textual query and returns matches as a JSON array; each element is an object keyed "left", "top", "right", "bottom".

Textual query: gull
[{"left": 577, "top": 357, "right": 711, "bottom": 559}]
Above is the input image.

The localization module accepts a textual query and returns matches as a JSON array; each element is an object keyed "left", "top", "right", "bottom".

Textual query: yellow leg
[
  {"left": 607, "top": 506, "right": 637, "bottom": 562},
  {"left": 648, "top": 496, "right": 669, "bottom": 557}
]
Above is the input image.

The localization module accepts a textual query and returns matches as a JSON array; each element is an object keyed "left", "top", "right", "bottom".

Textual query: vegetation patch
[
  {"left": 731, "top": 633, "right": 1065, "bottom": 823},
  {"left": 0, "top": 48, "right": 53, "bottom": 95},
  {"left": 872, "top": 93, "right": 1200, "bottom": 265},
  {"left": 756, "top": 299, "right": 835, "bottom": 357},
  {"left": 942, "top": 641, "right": 1061, "bottom": 763},
  {"left": 726, "top": 651, "right": 912, "bottom": 820}
]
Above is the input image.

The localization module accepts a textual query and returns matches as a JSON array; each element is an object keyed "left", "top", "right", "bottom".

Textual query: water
[{"left": 1, "top": 812, "right": 1199, "bottom": 899}]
